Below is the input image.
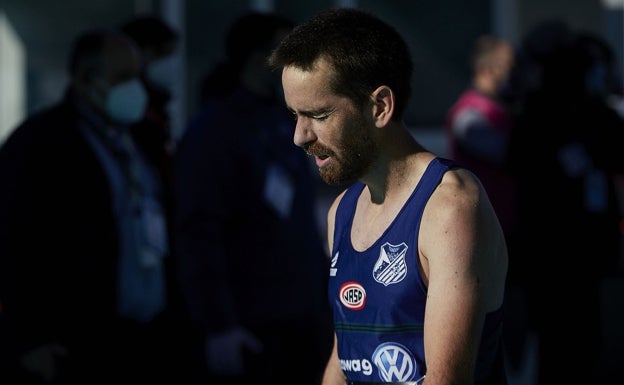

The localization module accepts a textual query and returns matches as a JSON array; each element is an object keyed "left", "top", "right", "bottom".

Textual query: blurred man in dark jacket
[{"left": 0, "top": 27, "right": 199, "bottom": 385}]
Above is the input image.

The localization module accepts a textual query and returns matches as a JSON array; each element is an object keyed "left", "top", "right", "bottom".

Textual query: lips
[
  {"left": 305, "top": 145, "right": 332, "bottom": 168},
  {"left": 314, "top": 154, "right": 331, "bottom": 168}
]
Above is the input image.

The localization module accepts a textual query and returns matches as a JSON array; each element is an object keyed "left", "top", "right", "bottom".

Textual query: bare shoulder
[
  {"left": 426, "top": 166, "right": 483, "bottom": 221},
  {"left": 420, "top": 166, "right": 485, "bottom": 255},
  {"left": 422, "top": 164, "right": 502, "bottom": 247},
  {"left": 419, "top": 165, "right": 507, "bottom": 308}
]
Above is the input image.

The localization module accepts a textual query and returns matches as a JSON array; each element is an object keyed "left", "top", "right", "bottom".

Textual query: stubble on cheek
[{"left": 319, "top": 137, "right": 372, "bottom": 186}]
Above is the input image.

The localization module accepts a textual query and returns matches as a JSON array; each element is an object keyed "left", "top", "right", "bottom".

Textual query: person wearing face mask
[{"left": 0, "top": 28, "right": 201, "bottom": 385}]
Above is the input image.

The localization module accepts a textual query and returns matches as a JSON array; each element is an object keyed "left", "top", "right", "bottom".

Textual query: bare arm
[
  {"left": 321, "top": 334, "right": 346, "bottom": 385},
  {"left": 322, "top": 192, "right": 347, "bottom": 385},
  {"left": 418, "top": 168, "right": 507, "bottom": 385}
]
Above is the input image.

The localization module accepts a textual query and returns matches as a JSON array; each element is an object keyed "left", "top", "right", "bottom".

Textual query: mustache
[{"left": 304, "top": 142, "right": 334, "bottom": 158}]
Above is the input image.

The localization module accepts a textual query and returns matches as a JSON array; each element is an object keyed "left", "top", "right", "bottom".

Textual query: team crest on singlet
[{"left": 372, "top": 242, "right": 408, "bottom": 286}]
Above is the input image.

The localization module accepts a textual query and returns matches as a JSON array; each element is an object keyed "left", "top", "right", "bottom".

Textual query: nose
[{"left": 293, "top": 116, "right": 315, "bottom": 148}]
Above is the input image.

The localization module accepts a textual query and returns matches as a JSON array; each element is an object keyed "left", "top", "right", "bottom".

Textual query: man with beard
[{"left": 269, "top": 8, "right": 509, "bottom": 385}]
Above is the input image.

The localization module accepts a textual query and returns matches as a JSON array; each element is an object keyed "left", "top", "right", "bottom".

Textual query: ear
[{"left": 371, "top": 85, "right": 394, "bottom": 127}]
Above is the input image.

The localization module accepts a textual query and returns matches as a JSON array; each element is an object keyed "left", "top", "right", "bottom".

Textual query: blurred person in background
[
  {"left": 173, "top": 11, "right": 333, "bottom": 385},
  {"left": 445, "top": 35, "right": 516, "bottom": 246},
  {"left": 444, "top": 35, "right": 525, "bottom": 374},
  {"left": 506, "top": 20, "right": 624, "bottom": 385},
  {"left": 0, "top": 27, "right": 198, "bottom": 384}
]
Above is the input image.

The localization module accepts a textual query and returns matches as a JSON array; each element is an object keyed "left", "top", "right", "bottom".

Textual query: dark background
[
  {"left": 1, "top": 1, "right": 624, "bottom": 383},
  {"left": 0, "top": 0, "right": 621, "bottom": 142}
]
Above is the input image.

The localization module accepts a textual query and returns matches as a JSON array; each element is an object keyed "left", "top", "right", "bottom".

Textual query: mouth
[
  {"left": 311, "top": 153, "right": 331, "bottom": 168},
  {"left": 305, "top": 144, "right": 332, "bottom": 168},
  {"left": 316, "top": 153, "right": 329, "bottom": 160},
  {"left": 306, "top": 151, "right": 331, "bottom": 168}
]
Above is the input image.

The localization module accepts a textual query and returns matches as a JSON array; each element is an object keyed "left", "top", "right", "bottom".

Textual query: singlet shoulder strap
[
  {"left": 332, "top": 182, "right": 365, "bottom": 255},
  {"left": 415, "top": 157, "right": 458, "bottom": 199}
]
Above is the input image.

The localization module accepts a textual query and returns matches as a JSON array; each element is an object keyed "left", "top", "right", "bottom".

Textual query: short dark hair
[
  {"left": 268, "top": 7, "right": 413, "bottom": 120},
  {"left": 67, "top": 28, "right": 112, "bottom": 78}
]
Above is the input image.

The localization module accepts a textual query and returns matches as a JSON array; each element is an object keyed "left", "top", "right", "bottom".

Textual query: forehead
[
  {"left": 101, "top": 35, "right": 142, "bottom": 82},
  {"left": 281, "top": 58, "right": 341, "bottom": 109}
]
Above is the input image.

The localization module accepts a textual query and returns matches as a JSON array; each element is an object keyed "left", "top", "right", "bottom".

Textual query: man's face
[
  {"left": 86, "top": 35, "right": 146, "bottom": 124},
  {"left": 282, "top": 58, "right": 378, "bottom": 186},
  {"left": 492, "top": 43, "right": 515, "bottom": 93}
]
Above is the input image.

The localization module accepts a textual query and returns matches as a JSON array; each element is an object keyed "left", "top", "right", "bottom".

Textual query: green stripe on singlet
[{"left": 334, "top": 322, "right": 424, "bottom": 333}]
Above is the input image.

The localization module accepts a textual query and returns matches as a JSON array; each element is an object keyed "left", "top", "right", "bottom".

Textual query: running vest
[{"left": 328, "top": 157, "right": 506, "bottom": 384}]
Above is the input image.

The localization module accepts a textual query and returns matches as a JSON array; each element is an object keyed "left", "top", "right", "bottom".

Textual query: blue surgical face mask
[{"left": 105, "top": 78, "right": 148, "bottom": 124}]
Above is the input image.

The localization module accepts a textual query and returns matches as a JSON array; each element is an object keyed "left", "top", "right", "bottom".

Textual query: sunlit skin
[
  {"left": 281, "top": 57, "right": 508, "bottom": 385},
  {"left": 281, "top": 59, "right": 379, "bottom": 186}
]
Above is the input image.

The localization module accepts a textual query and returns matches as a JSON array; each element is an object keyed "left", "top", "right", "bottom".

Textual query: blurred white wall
[{"left": 0, "top": 10, "right": 25, "bottom": 145}]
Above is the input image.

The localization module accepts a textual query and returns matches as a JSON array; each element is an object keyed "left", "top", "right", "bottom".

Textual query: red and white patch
[{"left": 339, "top": 281, "right": 366, "bottom": 310}]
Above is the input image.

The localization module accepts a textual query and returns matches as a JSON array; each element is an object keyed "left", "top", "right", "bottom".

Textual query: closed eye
[
  {"left": 311, "top": 110, "right": 333, "bottom": 121},
  {"left": 288, "top": 107, "right": 335, "bottom": 122}
]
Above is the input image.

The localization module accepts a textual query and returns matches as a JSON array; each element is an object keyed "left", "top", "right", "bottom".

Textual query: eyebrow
[{"left": 287, "top": 106, "right": 335, "bottom": 118}]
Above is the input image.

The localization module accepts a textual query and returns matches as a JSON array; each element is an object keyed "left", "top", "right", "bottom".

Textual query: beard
[{"left": 313, "top": 114, "right": 378, "bottom": 186}]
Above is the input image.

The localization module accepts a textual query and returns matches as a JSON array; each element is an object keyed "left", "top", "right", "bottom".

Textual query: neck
[{"left": 361, "top": 123, "right": 431, "bottom": 205}]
